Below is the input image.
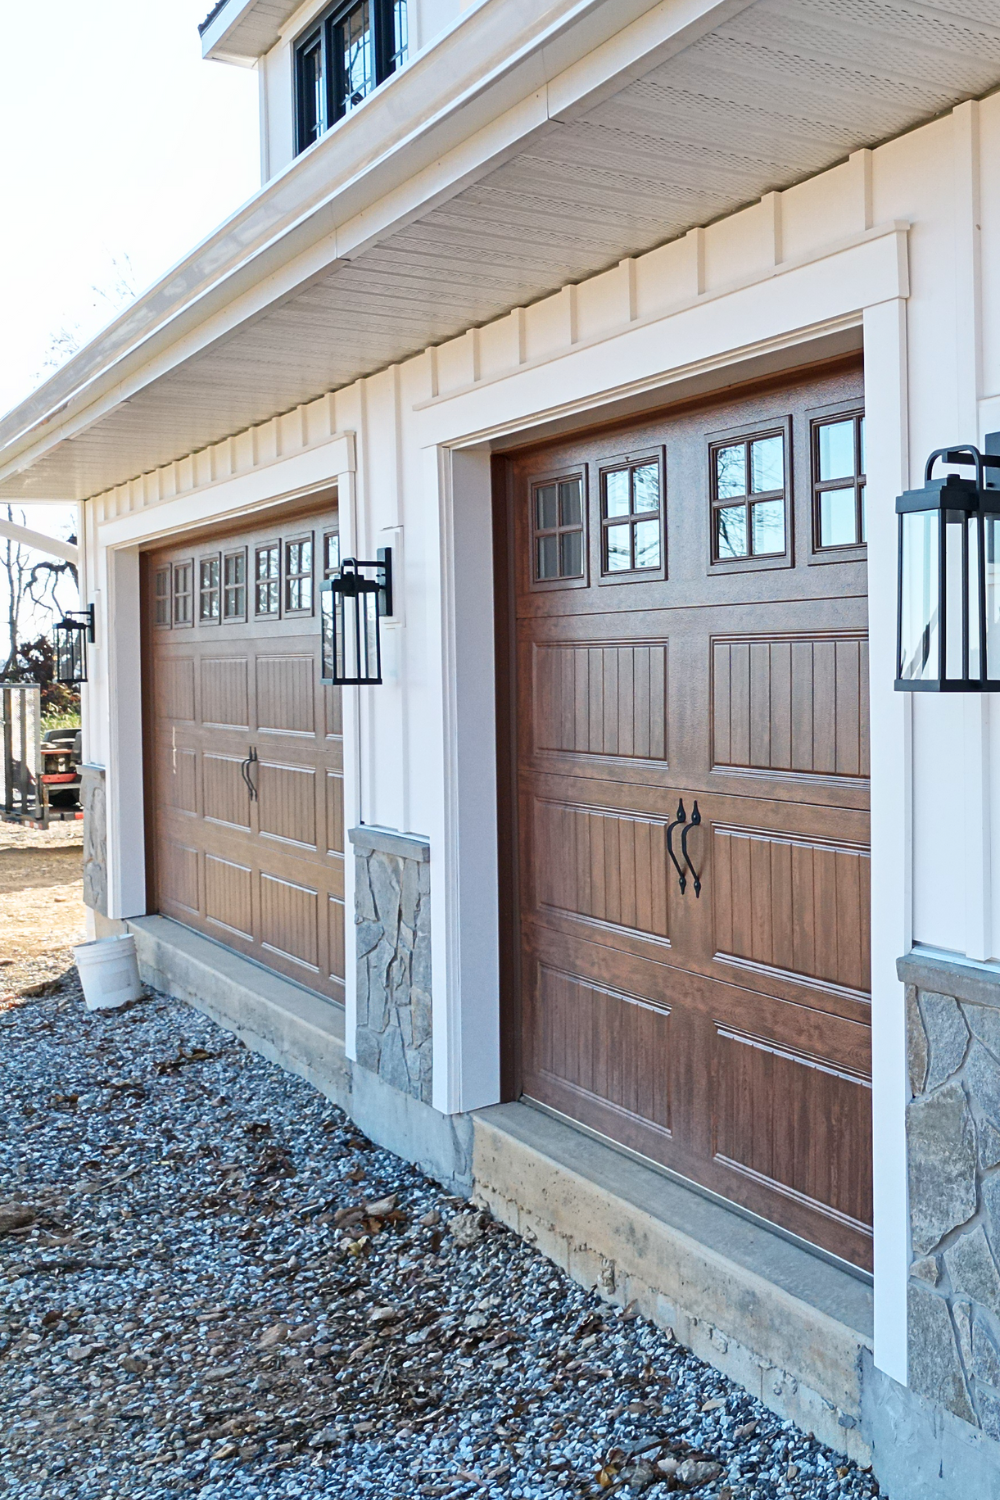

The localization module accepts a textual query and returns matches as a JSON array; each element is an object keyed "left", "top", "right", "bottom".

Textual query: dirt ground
[{"left": 0, "top": 821, "right": 86, "bottom": 1004}]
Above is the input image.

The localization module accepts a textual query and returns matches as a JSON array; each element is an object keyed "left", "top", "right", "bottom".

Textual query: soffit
[
  {"left": 5, "top": 0, "right": 1000, "bottom": 500},
  {"left": 201, "top": 0, "right": 304, "bottom": 64}
]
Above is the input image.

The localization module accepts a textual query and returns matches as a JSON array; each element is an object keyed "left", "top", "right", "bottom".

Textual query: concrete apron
[{"left": 125, "top": 914, "right": 872, "bottom": 1464}]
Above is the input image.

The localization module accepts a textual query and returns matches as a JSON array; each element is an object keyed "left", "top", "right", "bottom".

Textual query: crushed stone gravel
[{"left": 0, "top": 975, "right": 882, "bottom": 1499}]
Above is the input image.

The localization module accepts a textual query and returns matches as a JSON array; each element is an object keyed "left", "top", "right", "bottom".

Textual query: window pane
[
  {"left": 324, "top": 534, "right": 341, "bottom": 575},
  {"left": 859, "top": 417, "right": 866, "bottom": 476},
  {"left": 860, "top": 484, "right": 867, "bottom": 544},
  {"left": 536, "top": 485, "right": 557, "bottom": 531},
  {"left": 750, "top": 435, "right": 783, "bottom": 494},
  {"left": 716, "top": 445, "right": 746, "bottom": 499},
  {"left": 717, "top": 505, "right": 747, "bottom": 558},
  {"left": 559, "top": 479, "right": 582, "bottom": 527},
  {"left": 818, "top": 420, "right": 855, "bottom": 482},
  {"left": 338, "top": 2, "right": 373, "bottom": 115},
  {"left": 633, "top": 464, "right": 659, "bottom": 512},
  {"left": 391, "top": 0, "right": 408, "bottom": 70},
  {"left": 819, "top": 487, "right": 857, "bottom": 547},
  {"left": 300, "top": 37, "right": 324, "bottom": 145},
  {"left": 560, "top": 530, "right": 583, "bottom": 578},
  {"left": 634, "top": 519, "right": 660, "bottom": 569},
  {"left": 605, "top": 470, "right": 629, "bottom": 517},
  {"left": 537, "top": 535, "right": 558, "bottom": 580},
  {"left": 752, "top": 499, "right": 785, "bottom": 555},
  {"left": 606, "top": 524, "right": 631, "bottom": 571}
]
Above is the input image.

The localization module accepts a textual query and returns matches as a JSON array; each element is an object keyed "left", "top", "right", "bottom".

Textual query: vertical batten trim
[
  {"left": 762, "top": 191, "right": 783, "bottom": 266},
  {"left": 620, "top": 257, "right": 638, "bottom": 322},
  {"left": 514, "top": 307, "right": 527, "bottom": 365},
  {"left": 687, "top": 225, "right": 706, "bottom": 296}
]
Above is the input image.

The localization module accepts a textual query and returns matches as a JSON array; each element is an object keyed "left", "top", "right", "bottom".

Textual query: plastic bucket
[{"left": 73, "top": 935, "right": 143, "bottom": 1011}]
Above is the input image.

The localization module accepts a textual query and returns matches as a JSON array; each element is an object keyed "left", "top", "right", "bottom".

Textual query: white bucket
[{"left": 73, "top": 934, "right": 143, "bottom": 1011}]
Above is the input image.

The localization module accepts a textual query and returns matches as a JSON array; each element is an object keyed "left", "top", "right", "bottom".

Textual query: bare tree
[
  {"left": 1, "top": 506, "right": 31, "bottom": 678},
  {"left": 35, "top": 253, "right": 140, "bottom": 381}
]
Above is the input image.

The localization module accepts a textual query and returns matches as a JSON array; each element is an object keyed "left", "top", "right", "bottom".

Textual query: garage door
[
  {"left": 504, "top": 360, "right": 872, "bottom": 1269},
  {"left": 146, "top": 507, "right": 346, "bottom": 1003}
]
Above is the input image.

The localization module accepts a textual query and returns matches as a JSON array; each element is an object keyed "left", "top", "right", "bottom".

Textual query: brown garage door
[
  {"left": 503, "top": 359, "right": 872, "bottom": 1269},
  {"left": 145, "top": 507, "right": 346, "bottom": 1003}
]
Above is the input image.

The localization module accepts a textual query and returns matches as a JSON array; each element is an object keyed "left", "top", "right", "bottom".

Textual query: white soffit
[
  {"left": 4, "top": 0, "right": 1000, "bottom": 500},
  {"left": 200, "top": 0, "right": 303, "bottom": 66}
]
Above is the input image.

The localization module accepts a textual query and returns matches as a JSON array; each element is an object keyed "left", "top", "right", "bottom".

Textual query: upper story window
[{"left": 295, "top": 0, "right": 408, "bottom": 154}]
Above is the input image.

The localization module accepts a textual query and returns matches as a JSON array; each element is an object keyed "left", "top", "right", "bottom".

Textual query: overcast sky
[{"left": 0, "top": 0, "right": 260, "bottom": 634}]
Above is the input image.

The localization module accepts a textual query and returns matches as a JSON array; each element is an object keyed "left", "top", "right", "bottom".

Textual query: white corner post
[
  {"left": 334, "top": 436, "right": 362, "bottom": 1063},
  {"left": 106, "top": 545, "right": 146, "bottom": 918},
  {"left": 865, "top": 294, "right": 912, "bottom": 1385},
  {"left": 430, "top": 443, "right": 500, "bottom": 1115}
]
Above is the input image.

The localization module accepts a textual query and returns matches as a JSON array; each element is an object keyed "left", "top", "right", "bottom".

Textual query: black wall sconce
[
  {"left": 53, "top": 606, "right": 95, "bottom": 686},
  {"left": 896, "top": 441, "right": 1000, "bottom": 692},
  {"left": 320, "top": 549, "right": 392, "bottom": 686}
]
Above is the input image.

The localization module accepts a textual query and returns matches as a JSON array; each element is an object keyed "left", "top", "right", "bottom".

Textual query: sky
[{"left": 0, "top": 0, "right": 261, "bottom": 640}]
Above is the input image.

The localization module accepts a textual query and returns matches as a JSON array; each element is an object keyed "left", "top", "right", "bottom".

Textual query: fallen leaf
[
  {"left": 701, "top": 1397, "right": 726, "bottom": 1411},
  {"left": 0, "top": 1206, "right": 35, "bottom": 1235},
  {"left": 212, "top": 1442, "right": 239, "bottom": 1461},
  {"left": 786, "top": 1462, "right": 800, "bottom": 1481},
  {"left": 734, "top": 1420, "right": 757, "bottom": 1439},
  {"left": 364, "top": 1194, "right": 397, "bottom": 1217},
  {"left": 258, "top": 1322, "right": 289, "bottom": 1350},
  {"left": 368, "top": 1305, "right": 398, "bottom": 1325},
  {"left": 419, "top": 1209, "right": 441, "bottom": 1227}
]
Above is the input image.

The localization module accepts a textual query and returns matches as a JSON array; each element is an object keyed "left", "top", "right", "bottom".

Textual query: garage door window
[
  {"left": 223, "top": 549, "right": 247, "bottom": 621},
  {"left": 199, "top": 557, "right": 221, "bottom": 622},
  {"left": 172, "top": 562, "right": 193, "bottom": 626},
  {"left": 285, "top": 535, "right": 314, "bottom": 614},
  {"left": 255, "top": 544, "right": 280, "bottom": 616}
]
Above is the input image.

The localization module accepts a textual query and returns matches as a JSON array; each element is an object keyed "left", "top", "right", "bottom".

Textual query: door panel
[
  {"left": 147, "top": 509, "right": 345, "bottom": 1004},
  {"left": 507, "top": 361, "right": 872, "bottom": 1267}
]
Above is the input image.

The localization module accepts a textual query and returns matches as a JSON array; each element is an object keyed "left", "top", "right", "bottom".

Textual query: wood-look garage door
[
  {"left": 503, "top": 359, "right": 873, "bottom": 1269},
  {"left": 146, "top": 508, "right": 346, "bottom": 1003}
]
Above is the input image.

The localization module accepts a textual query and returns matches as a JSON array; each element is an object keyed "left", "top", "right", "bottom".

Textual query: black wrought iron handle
[
  {"left": 666, "top": 799, "right": 687, "bottom": 894},
  {"left": 241, "top": 746, "right": 258, "bottom": 802},
  {"left": 681, "top": 800, "right": 702, "bottom": 898}
]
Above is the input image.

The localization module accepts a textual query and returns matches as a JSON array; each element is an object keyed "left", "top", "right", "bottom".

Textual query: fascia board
[{"left": 0, "top": 0, "right": 745, "bottom": 487}]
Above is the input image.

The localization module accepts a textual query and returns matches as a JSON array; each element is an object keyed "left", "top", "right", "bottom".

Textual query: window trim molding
[
  {"left": 706, "top": 414, "right": 794, "bottom": 576},
  {"left": 528, "top": 467, "right": 589, "bottom": 593},
  {"left": 595, "top": 446, "right": 667, "bottom": 586}
]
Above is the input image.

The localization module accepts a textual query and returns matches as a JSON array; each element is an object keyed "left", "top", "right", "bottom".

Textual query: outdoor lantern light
[
  {"left": 320, "top": 549, "right": 392, "bottom": 686},
  {"left": 53, "top": 606, "right": 95, "bottom": 686},
  {"left": 896, "top": 444, "right": 1000, "bottom": 692}
]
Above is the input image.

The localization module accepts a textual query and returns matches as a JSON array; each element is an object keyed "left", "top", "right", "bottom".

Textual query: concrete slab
[{"left": 472, "top": 1101, "right": 873, "bottom": 1463}]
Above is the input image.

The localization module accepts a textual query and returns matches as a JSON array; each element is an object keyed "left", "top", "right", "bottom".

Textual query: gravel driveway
[{"left": 0, "top": 976, "right": 882, "bottom": 1499}]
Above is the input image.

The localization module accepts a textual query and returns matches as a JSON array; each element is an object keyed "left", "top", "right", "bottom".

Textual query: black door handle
[
  {"left": 666, "top": 799, "right": 687, "bottom": 894},
  {"left": 241, "top": 746, "right": 258, "bottom": 801},
  {"left": 681, "top": 800, "right": 702, "bottom": 898}
]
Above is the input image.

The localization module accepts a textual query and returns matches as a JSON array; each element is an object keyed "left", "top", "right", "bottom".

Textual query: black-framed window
[
  {"left": 532, "top": 476, "right": 584, "bottom": 583},
  {"left": 710, "top": 431, "right": 786, "bottom": 561},
  {"left": 601, "top": 459, "right": 662, "bottom": 575},
  {"left": 813, "top": 412, "right": 866, "bottom": 549},
  {"left": 199, "top": 556, "right": 221, "bottom": 623},
  {"left": 295, "top": 0, "right": 408, "bottom": 155}
]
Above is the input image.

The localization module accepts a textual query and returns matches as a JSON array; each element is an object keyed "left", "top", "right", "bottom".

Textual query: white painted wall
[{"left": 82, "top": 90, "right": 1000, "bottom": 1386}]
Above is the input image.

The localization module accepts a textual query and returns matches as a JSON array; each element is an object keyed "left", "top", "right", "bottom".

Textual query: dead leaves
[
  {"left": 0, "top": 1205, "right": 36, "bottom": 1236},
  {"left": 153, "top": 1045, "right": 217, "bottom": 1075}
]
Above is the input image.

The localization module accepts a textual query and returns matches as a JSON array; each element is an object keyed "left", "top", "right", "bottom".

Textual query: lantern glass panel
[
  {"left": 968, "top": 516, "right": 982, "bottom": 681},
  {"left": 899, "top": 510, "right": 940, "bottom": 684},
  {"left": 986, "top": 514, "right": 1000, "bottom": 681},
  {"left": 945, "top": 514, "right": 966, "bottom": 681}
]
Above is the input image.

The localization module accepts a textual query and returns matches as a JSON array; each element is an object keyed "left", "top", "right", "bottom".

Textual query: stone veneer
[
  {"left": 902, "top": 951, "right": 1000, "bottom": 1441},
  {"left": 80, "top": 764, "right": 108, "bottom": 916},
  {"left": 349, "top": 825, "right": 432, "bottom": 1105}
]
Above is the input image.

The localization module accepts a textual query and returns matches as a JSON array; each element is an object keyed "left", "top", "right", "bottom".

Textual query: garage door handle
[
  {"left": 666, "top": 800, "right": 688, "bottom": 894},
  {"left": 241, "top": 746, "right": 258, "bottom": 802},
  {"left": 681, "top": 801, "right": 702, "bottom": 898}
]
